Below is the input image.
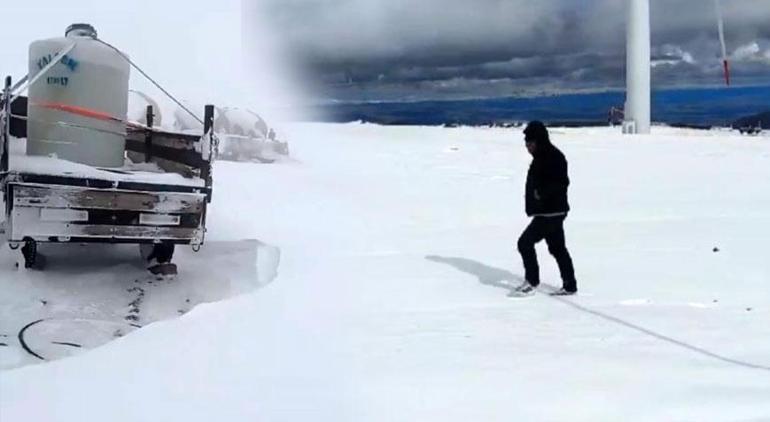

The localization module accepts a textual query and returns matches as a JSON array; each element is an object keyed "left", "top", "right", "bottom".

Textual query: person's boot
[
  {"left": 549, "top": 287, "right": 577, "bottom": 296},
  {"left": 508, "top": 281, "right": 537, "bottom": 297}
]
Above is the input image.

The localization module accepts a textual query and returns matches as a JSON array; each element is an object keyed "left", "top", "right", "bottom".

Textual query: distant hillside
[
  {"left": 310, "top": 86, "right": 770, "bottom": 128},
  {"left": 732, "top": 111, "right": 770, "bottom": 128}
]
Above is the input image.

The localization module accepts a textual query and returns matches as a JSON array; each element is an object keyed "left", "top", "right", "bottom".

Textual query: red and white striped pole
[{"left": 715, "top": 0, "right": 730, "bottom": 86}]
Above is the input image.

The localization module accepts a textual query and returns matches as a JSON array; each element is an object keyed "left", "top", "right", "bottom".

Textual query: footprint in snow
[{"left": 619, "top": 299, "right": 652, "bottom": 306}]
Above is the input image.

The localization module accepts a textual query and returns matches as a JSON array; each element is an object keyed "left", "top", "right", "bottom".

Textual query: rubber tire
[{"left": 21, "top": 238, "right": 37, "bottom": 269}]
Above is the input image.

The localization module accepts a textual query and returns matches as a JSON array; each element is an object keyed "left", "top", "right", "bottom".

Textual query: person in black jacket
[{"left": 511, "top": 121, "right": 577, "bottom": 296}]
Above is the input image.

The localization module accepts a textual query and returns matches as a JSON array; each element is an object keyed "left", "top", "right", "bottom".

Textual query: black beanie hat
[{"left": 524, "top": 121, "right": 550, "bottom": 144}]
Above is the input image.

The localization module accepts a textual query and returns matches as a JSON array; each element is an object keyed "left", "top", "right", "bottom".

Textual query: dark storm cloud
[{"left": 248, "top": 0, "right": 770, "bottom": 100}]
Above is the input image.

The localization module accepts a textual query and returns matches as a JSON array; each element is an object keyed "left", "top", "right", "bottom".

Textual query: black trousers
[{"left": 517, "top": 215, "right": 577, "bottom": 291}]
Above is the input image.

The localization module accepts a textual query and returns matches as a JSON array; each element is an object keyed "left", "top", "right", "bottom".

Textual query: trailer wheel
[
  {"left": 21, "top": 238, "right": 37, "bottom": 269},
  {"left": 139, "top": 242, "right": 175, "bottom": 265},
  {"left": 154, "top": 242, "right": 175, "bottom": 264}
]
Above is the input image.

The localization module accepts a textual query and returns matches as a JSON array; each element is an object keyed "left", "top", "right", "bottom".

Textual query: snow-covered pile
[
  {"left": 1, "top": 124, "right": 769, "bottom": 421},
  {"left": 128, "top": 91, "right": 290, "bottom": 163}
]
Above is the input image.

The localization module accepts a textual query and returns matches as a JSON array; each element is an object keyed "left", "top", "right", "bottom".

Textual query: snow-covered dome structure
[
  {"left": 172, "top": 101, "right": 206, "bottom": 132},
  {"left": 214, "top": 108, "right": 269, "bottom": 139},
  {"left": 170, "top": 104, "right": 288, "bottom": 163},
  {"left": 127, "top": 90, "right": 163, "bottom": 127}
]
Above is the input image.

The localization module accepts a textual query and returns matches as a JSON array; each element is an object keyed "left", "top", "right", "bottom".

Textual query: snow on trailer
[{"left": 0, "top": 24, "right": 216, "bottom": 272}]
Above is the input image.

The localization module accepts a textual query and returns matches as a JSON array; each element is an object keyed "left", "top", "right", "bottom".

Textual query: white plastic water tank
[{"left": 27, "top": 24, "right": 130, "bottom": 167}]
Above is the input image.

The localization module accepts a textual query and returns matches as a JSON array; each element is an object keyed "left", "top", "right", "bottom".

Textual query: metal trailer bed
[{"left": 1, "top": 76, "right": 216, "bottom": 268}]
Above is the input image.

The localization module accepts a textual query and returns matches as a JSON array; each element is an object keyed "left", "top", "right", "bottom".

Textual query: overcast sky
[
  {"left": 250, "top": 0, "right": 770, "bottom": 102},
  {"left": 4, "top": 1, "right": 768, "bottom": 108},
  {"left": 2, "top": 0, "right": 301, "bottom": 121}
]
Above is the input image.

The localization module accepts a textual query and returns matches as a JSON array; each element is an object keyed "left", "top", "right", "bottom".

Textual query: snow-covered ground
[{"left": 1, "top": 124, "right": 769, "bottom": 421}]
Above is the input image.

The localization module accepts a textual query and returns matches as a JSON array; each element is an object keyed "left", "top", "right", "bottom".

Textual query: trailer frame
[{"left": 1, "top": 76, "right": 216, "bottom": 268}]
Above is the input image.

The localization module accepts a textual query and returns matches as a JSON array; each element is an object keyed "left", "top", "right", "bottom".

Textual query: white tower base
[{"left": 624, "top": 0, "right": 651, "bottom": 135}]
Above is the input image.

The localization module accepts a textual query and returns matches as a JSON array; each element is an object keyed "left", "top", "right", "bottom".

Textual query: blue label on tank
[
  {"left": 60, "top": 55, "right": 79, "bottom": 72},
  {"left": 36, "top": 54, "right": 52, "bottom": 70},
  {"left": 36, "top": 53, "right": 79, "bottom": 73}
]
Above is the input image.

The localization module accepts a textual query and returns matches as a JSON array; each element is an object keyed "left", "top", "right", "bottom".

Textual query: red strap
[{"left": 32, "top": 101, "right": 123, "bottom": 123}]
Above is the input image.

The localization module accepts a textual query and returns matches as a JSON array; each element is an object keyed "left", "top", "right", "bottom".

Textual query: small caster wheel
[
  {"left": 139, "top": 242, "right": 175, "bottom": 265},
  {"left": 19, "top": 238, "right": 44, "bottom": 269}
]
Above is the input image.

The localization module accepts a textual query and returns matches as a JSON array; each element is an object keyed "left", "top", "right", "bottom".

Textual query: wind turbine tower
[{"left": 623, "top": 0, "right": 651, "bottom": 135}]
